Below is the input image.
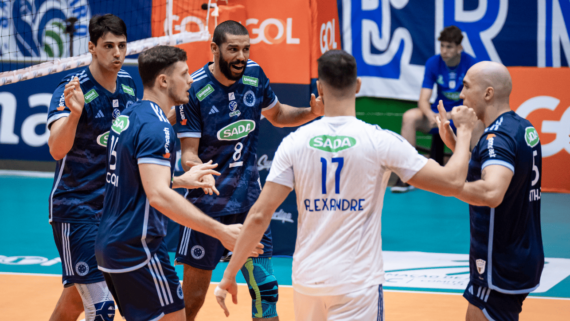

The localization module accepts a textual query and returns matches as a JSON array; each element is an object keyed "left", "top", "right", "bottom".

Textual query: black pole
[{"left": 65, "top": 17, "right": 78, "bottom": 57}]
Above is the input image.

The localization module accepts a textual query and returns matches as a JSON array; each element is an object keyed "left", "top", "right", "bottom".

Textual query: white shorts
[{"left": 294, "top": 284, "right": 384, "bottom": 321}]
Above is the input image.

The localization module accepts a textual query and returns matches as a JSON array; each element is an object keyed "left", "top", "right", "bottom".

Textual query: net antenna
[{"left": 0, "top": 1, "right": 215, "bottom": 87}]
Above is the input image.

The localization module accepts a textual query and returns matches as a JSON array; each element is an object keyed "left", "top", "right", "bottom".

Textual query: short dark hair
[
  {"left": 138, "top": 46, "right": 187, "bottom": 88},
  {"left": 438, "top": 26, "right": 463, "bottom": 45},
  {"left": 89, "top": 14, "right": 127, "bottom": 45},
  {"left": 317, "top": 50, "right": 357, "bottom": 96},
  {"left": 212, "top": 20, "right": 249, "bottom": 47}
]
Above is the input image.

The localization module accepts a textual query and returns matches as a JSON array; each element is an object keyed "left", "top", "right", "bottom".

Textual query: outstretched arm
[
  {"left": 139, "top": 163, "right": 262, "bottom": 255},
  {"left": 215, "top": 182, "right": 291, "bottom": 317},
  {"left": 261, "top": 94, "right": 324, "bottom": 128}
]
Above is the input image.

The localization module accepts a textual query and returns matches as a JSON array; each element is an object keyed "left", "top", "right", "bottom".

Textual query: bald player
[{"left": 436, "top": 61, "right": 544, "bottom": 321}]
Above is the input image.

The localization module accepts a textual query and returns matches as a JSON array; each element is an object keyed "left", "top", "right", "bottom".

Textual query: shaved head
[
  {"left": 460, "top": 61, "right": 513, "bottom": 124},
  {"left": 469, "top": 61, "right": 512, "bottom": 101}
]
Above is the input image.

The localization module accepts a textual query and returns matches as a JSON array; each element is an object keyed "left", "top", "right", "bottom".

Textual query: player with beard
[
  {"left": 173, "top": 21, "right": 324, "bottom": 321},
  {"left": 94, "top": 46, "right": 261, "bottom": 321}
]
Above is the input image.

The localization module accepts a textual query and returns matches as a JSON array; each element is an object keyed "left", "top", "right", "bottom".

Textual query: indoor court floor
[{"left": 1, "top": 173, "right": 569, "bottom": 320}]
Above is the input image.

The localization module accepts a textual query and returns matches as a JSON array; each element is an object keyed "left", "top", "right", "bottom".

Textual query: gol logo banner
[{"left": 509, "top": 67, "right": 570, "bottom": 193}]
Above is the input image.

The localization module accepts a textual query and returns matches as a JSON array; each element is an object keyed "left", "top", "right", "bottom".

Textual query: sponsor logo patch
[
  {"left": 242, "top": 75, "right": 259, "bottom": 87},
  {"left": 97, "top": 131, "right": 109, "bottom": 147},
  {"left": 84, "top": 89, "right": 99, "bottom": 104},
  {"left": 309, "top": 135, "right": 357, "bottom": 152},
  {"left": 121, "top": 84, "right": 135, "bottom": 96},
  {"left": 525, "top": 127, "right": 540, "bottom": 147},
  {"left": 197, "top": 84, "right": 214, "bottom": 101},
  {"left": 217, "top": 120, "right": 256, "bottom": 141},
  {"left": 57, "top": 106, "right": 65, "bottom": 111},
  {"left": 111, "top": 115, "right": 130, "bottom": 134},
  {"left": 476, "top": 259, "right": 486, "bottom": 274}
]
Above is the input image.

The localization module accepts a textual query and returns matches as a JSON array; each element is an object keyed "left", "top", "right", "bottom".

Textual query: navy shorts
[
  {"left": 52, "top": 222, "right": 104, "bottom": 286},
  {"left": 103, "top": 242, "right": 184, "bottom": 320},
  {"left": 175, "top": 212, "right": 273, "bottom": 270},
  {"left": 464, "top": 281, "right": 528, "bottom": 321}
]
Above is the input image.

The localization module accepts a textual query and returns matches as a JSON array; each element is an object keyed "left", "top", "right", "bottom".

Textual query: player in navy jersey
[
  {"left": 173, "top": 21, "right": 324, "bottom": 321},
  {"left": 46, "top": 15, "right": 136, "bottom": 321},
  {"left": 437, "top": 61, "right": 544, "bottom": 321},
  {"left": 393, "top": 25, "right": 478, "bottom": 192},
  {"left": 95, "top": 46, "right": 260, "bottom": 321}
]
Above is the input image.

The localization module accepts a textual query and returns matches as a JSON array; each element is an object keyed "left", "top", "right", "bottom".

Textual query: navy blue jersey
[
  {"left": 467, "top": 111, "right": 544, "bottom": 294},
  {"left": 422, "top": 52, "right": 477, "bottom": 112},
  {"left": 47, "top": 67, "right": 138, "bottom": 224},
  {"left": 95, "top": 100, "right": 176, "bottom": 272},
  {"left": 174, "top": 60, "right": 278, "bottom": 217}
]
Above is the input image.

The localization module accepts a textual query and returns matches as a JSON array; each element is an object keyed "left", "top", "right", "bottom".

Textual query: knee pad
[
  {"left": 75, "top": 281, "right": 115, "bottom": 321},
  {"left": 241, "top": 257, "right": 279, "bottom": 318}
]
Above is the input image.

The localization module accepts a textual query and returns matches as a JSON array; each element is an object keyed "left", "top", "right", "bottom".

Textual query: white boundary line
[
  {"left": 0, "top": 170, "right": 53, "bottom": 178},
  {"left": 2, "top": 272, "right": 567, "bottom": 301}
]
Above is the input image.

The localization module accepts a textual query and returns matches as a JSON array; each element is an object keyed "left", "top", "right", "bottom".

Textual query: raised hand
[
  {"left": 435, "top": 100, "right": 457, "bottom": 152},
  {"left": 64, "top": 77, "right": 84, "bottom": 116},
  {"left": 176, "top": 160, "right": 220, "bottom": 190},
  {"left": 310, "top": 93, "right": 325, "bottom": 117},
  {"left": 450, "top": 104, "right": 478, "bottom": 131}
]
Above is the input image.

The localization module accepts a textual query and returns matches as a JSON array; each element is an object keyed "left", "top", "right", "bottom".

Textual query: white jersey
[{"left": 267, "top": 116, "right": 427, "bottom": 296}]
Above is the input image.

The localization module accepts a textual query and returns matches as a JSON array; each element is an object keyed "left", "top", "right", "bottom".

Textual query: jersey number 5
[{"left": 320, "top": 157, "right": 344, "bottom": 194}]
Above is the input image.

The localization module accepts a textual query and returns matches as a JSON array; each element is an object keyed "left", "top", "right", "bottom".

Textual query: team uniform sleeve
[
  {"left": 135, "top": 122, "right": 173, "bottom": 167},
  {"left": 260, "top": 71, "right": 279, "bottom": 111},
  {"left": 173, "top": 92, "right": 202, "bottom": 139},
  {"left": 377, "top": 129, "right": 428, "bottom": 182},
  {"left": 421, "top": 56, "right": 437, "bottom": 89},
  {"left": 47, "top": 80, "right": 71, "bottom": 129},
  {"left": 266, "top": 134, "right": 295, "bottom": 189},
  {"left": 480, "top": 132, "right": 516, "bottom": 174}
]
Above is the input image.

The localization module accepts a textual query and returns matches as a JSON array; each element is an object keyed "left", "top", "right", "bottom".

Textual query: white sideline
[
  {"left": 0, "top": 170, "right": 53, "bottom": 178},
  {"left": 1, "top": 272, "right": 567, "bottom": 301}
]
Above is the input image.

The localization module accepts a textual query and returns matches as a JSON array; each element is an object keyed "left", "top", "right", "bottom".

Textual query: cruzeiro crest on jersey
[
  {"left": 525, "top": 127, "right": 540, "bottom": 147},
  {"left": 111, "top": 115, "right": 130, "bottom": 134},
  {"left": 243, "top": 90, "right": 256, "bottom": 107},
  {"left": 309, "top": 135, "right": 357, "bottom": 153},
  {"left": 217, "top": 120, "right": 256, "bottom": 141}
]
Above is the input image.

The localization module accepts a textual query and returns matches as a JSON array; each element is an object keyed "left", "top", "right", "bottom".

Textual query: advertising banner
[
  {"left": 341, "top": 0, "right": 570, "bottom": 101},
  {"left": 0, "top": 0, "right": 152, "bottom": 62},
  {"left": 510, "top": 67, "right": 570, "bottom": 193}
]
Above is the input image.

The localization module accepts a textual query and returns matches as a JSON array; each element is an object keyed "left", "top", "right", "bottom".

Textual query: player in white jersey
[{"left": 214, "top": 50, "right": 478, "bottom": 320}]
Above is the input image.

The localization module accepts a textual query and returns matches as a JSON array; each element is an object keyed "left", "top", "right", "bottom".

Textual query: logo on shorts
[
  {"left": 76, "top": 262, "right": 89, "bottom": 276},
  {"left": 476, "top": 259, "right": 486, "bottom": 274},
  {"left": 177, "top": 284, "right": 184, "bottom": 299},
  {"left": 191, "top": 245, "right": 205, "bottom": 260},
  {"left": 243, "top": 90, "right": 256, "bottom": 107}
]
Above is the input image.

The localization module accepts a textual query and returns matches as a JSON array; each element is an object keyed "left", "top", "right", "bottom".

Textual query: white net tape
[{"left": 0, "top": 30, "right": 210, "bottom": 87}]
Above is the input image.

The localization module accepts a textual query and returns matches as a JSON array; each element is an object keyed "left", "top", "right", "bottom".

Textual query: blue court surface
[{"left": 1, "top": 173, "right": 569, "bottom": 300}]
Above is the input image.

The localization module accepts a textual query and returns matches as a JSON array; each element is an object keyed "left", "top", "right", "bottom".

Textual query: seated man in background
[{"left": 392, "top": 25, "right": 477, "bottom": 193}]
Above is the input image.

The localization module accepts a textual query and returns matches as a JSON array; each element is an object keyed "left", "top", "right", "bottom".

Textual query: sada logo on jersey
[
  {"left": 309, "top": 135, "right": 357, "bottom": 153},
  {"left": 111, "top": 115, "right": 129, "bottom": 134},
  {"left": 217, "top": 120, "right": 256, "bottom": 141},
  {"left": 97, "top": 131, "right": 109, "bottom": 147}
]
